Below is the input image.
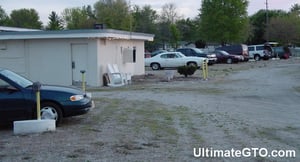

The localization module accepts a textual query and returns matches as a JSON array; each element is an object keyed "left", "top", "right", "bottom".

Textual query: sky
[{"left": 1, "top": 0, "right": 299, "bottom": 25}]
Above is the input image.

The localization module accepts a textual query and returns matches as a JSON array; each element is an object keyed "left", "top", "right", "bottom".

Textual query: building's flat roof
[{"left": 0, "top": 29, "right": 154, "bottom": 41}]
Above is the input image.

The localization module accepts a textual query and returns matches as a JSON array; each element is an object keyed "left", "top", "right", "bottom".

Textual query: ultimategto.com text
[{"left": 193, "top": 148, "right": 296, "bottom": 158}]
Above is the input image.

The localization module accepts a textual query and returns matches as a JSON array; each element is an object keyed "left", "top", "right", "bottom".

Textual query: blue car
[{"left": 0, "top": 68, "right": 94, "bottom": 124}]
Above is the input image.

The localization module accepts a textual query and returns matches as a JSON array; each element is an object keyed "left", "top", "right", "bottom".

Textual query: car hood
[{"left": 40, "top": 84, "right": 84, "bottom": 95}]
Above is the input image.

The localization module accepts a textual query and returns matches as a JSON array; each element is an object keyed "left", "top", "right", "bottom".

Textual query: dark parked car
[
  {"left": 211, "top": 50, "right": 240, "bottom": 64},
  {"left": 176, "top": 47, "right": 217, "bottom": 65},
  {"left": 215, "top": 44, "right": 249, "bottom": 61},
  {"left": 0, "top": 68, "right": 94, "bottom": 124},
  {"left": 273, "top": 46, "right": 291, "bottom": 59},
  {"left": 151, "top": 50, "right": 167, "bottom": 57}
]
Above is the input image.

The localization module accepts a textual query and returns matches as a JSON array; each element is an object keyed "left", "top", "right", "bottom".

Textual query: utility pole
[
  {"left": 266, "top": 0, "right": 269, "bottom": 42},
  {"left": 129, "top": 0, "right": 132, "bottom": 37}
]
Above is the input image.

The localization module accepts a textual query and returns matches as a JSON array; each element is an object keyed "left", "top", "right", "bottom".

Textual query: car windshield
[
  {"left": 176, "top": 53, "right": 184, "bottom": 57},
  {"left": 218, "top": 50, "right": 230, "bottom": 55},
  {"left": 0, "top": 70, "right": 33, "bottom": 88},
  {"left": 193, "top": 48, "right": 205, "bottom": 54}
]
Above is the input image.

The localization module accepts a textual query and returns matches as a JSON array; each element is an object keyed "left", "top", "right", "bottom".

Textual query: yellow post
[
  {"left": 205, "top": 60, "right": 208, "bottom": 80},
  {"left": 202, "top": 60, "right": 208, "bottom": 80},
  {"left": 36, "top": 91, "right": 41, "bottom": 120},
  {"left": 202, "top": 60, "right": 205, "bottom": 79},
  {"left": 33, "top": 82, "right": 42, "bottom": 120},
  {"left": 80, "top": 70, "right": 86, "bottom": 92}
]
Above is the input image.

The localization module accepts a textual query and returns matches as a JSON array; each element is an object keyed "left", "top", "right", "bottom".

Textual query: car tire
[
  {"left": 151, "top": 63, "right": 160, "bottom": 70},
  {"left": 187, "top": 62, "right": 197, "bottom": 67},
  {"left": 41, "top": 102, "right": 63, "bottom": 125},
  {"left": 254, "top": 55, "right": 260, "bottom": 61},
  {"left": 226, "top": 58, "right": 232, "bottom": 64}
]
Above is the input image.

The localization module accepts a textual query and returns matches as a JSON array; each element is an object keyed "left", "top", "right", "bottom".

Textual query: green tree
[
  {"left": 249, "top": 9, "right": 287, "bottom": 44},
  {"left": 9, "top": 8, "right": 42, "bottom": 29},
  {"left": 0, "top": 6, "right": 9, "bottom": 25},
  {"left": 46, "top": 11, "right": 64, "bottom": 30},
  {"left": 198, "top": 0, "right": 249, "bottom": 44},
  {"left": 169, "top": 23, "right": 180, "bottom": 48},
  {"left": 157, "top": 3, "right": 180, "bottom": 49},
  {"left": 290, "top": 3, "right": 300, "bottom": 16},
  {"left": 132, "top": 5, "right": 158, "bottom": 33},
  {"left": 62, "top": 6, "right": 96, "bottom": 29},
  {"left": 160, "top": 3, "right": 180, "bottom": 24},
  {"left": 94, "top": 0, "right": 131, "bottom": 30},
  {"left": 176, "top": 18, "right": 198, "bottom": 43},
  {"left": 132, "top": 5, "right": 158, "bottom": 51},
  {"left": 268, "top": 14, "right": 300, "bottom": 45}
]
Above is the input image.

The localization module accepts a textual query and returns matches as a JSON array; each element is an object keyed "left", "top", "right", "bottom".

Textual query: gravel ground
[{"left": 0, "top": 58, "right": 300, "bottom": 162}]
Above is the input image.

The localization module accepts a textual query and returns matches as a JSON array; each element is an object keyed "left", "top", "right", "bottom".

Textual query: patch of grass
[
  {"left": 175, "top": 106, "right": 190, "bottom": 125},
  {"left": 285, "top": 126, "right": 298, "bottom": 131},
  {"left": 132, "top": 105, "right": 178, "bottom": 142},
  {"left": 293, "top": 86, "right": 300, "bottom": 93},
  {"left": 22, "top": 156, "right": 32, "bottom": 160},
  {"left": 88, "top": 79, "right": 226, "bottom": 95},
  {"left": 91, "top": 141, "right": 105, "bottom": 147},
  {"left": 255, "top": 127, "right": 287, "bottom": 142},
  {"left": 222, "top": 68, "right": 233, "bottom": 72},
  {"left": 90, "top": 98, "right": 120, "bottom": 124},
  {"left": 152, "top": 87, "right": 225, "bottom": 95},
  {"left": 174, "top": 106, "right": 205, "bottom": 145},
  {"left": 67, "top": 154, "right": 79, "bottom": 159},
  {"left": 91, "top": 98, "right": 179, "bottom": 144},
  {"left": 89, "top": 98, "right": 212, "bottom": 147},
  {"left": 88, "top": 84, "right": 155, "bottom": 92}
]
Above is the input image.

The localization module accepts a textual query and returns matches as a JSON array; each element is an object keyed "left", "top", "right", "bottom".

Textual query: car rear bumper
[
  {"left": 208, "top": 58, "right": 217, "bottom": 64},
  {"left": 262, "top": 54, "right": 272, "bottom": 60}
]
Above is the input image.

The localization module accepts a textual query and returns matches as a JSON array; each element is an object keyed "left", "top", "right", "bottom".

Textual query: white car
[{"left": 145, "top": 52, "right": 208, "bottom": 70}]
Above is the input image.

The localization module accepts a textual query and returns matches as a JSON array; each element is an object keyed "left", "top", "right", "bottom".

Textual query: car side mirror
[{"left": 32, "top": 82, "right": 41, "bottom": 92}]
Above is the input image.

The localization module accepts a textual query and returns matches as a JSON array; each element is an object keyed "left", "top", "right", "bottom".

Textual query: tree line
[{"left": 1, "top": 0, "right": 300, "bottom": 51}]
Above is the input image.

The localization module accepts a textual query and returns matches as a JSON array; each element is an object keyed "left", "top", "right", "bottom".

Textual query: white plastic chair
[
  {"left": 106, "top": 64, "right": 125, "bottom": 87},
  {"left": 112, "top": 64, "right": 131, "bottom": 84}
]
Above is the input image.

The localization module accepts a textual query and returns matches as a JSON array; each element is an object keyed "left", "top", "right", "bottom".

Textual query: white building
[{"left": 0, "top": 28, "right": 154, "bottom": 86}]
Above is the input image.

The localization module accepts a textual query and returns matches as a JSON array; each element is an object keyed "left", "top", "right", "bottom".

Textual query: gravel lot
[{"left": 1, "top": 58, "right": 300, "bottom": 162}]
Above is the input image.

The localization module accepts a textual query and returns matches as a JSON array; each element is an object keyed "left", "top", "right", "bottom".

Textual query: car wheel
[
  {"left": 254, "top": 55, "right": 260, "bottom": 61},
  {"left": 226, "top": 58, "right": 233, "bottom": 64},
  {"left": 187, "top": 62, "right": 197, "bottom": 67},
  {"left": 151, "top": 63, "right": 160, "bottom": 70},
  {"left": 41, "top": 102, "right": 63, "bottom": 125}
]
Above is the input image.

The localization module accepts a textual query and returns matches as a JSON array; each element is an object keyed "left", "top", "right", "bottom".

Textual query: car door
[
  {"left": 159, "top": 53, "right": 169, "bottom": 67},
  {"left": 216, "top": 52, "right": 225, "bottom": 62},
  {"left": 190, "top": 49, "right": 199, "bottom": 57},
  {"left": 163, "top": 53, "right": 174, "bottom": 67},
  {"left": 165, "top": 53, "right": 181, "bottom": 67},
  {"left": 185, "top": 49, "right": 192, "bottom": 56},
  {"left": 172, "top": 53, "right": 185, "bottom": 67},
  {"left": 0, "top": 78, "right": 30, "bottom": 122}
]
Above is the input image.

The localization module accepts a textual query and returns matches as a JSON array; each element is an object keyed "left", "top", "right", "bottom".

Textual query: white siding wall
[
  {"left": 27, "top": 39, "right": 72, "bottom": 85},
  {"left": 97, "top": 39, "right": 145, "bottom": 85},
  {"left": 0, "top": 40, "right": 27, "bottom": 76},
  {"left": 1, "top": 38, "right": 145, "bottom": 87},
  {"left": 27, "top": 39, "right": 98, "bottom": 86}
]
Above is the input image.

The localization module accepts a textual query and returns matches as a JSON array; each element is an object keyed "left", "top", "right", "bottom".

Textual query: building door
[{"left": 71, "top": 44, "right": 88, "bottom": 85}]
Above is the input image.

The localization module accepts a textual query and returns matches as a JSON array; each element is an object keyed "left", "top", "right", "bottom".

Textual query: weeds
[{"left": 293, "top": 86, "right": 300, "bottom": 93}]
